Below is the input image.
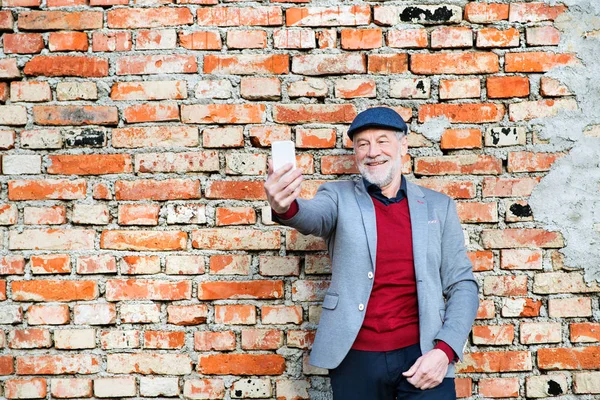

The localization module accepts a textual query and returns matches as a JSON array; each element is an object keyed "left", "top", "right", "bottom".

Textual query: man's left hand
[{"left": 402, "top": 349, "right": 449, "bottom": 390}]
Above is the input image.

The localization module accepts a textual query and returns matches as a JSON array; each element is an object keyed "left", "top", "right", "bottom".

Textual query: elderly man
[{"left": 264, "top": 107, "right": 479, "bottom": 400}]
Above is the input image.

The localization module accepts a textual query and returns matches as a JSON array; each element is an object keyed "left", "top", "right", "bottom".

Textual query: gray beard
[{"left": 357, "top": 156, "right": 401, "bottom": 188}]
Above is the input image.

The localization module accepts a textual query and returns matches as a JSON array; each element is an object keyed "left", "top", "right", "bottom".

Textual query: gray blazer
[{"left": 278, "top": 178, "right": 479, "bottom": 377}]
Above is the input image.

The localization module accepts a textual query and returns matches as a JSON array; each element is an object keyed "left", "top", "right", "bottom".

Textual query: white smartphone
[{"left": 271, "top": 140, "right": 296, "bottom": 173}]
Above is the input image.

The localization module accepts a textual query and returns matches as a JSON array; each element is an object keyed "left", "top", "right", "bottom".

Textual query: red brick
[
  {"left": 111, "top": 80, "right": 187, "bottom": 101},
  {"left": 540, "top": 77, "right": 572, "bottom": 97},
  {"left": 249, "top": 125, "right": 292, "bottom": 147},
  {"left": 0, "top": 84, "right": 8, "bottom": 103},
  {"left": 296, "top": 128, "right": 336, "bottom": 149},
  {"left": 120, "top": 255, "right": 160, "bottom": 275},
  {"left": 18, "top": 11, "right": 102, "bottom": 30},
  {"left": 505, "top": 52, "right": 578, "bottom": 73},
  {"left": 227, "top": 30, "right": 267, "bottom": 49},
  {"left": 0, "top": 355, "right": 15, "bottom": 375},
  {"left": 484, "top": 275, "right": 528, "bottom": 296},
  {"left": 144, "top": 331, "right": 185, "bottom": 349},
  {"left": 292, "top": 54, "right": 365, "bottom": 75},
  {"left": 215, "top": 207, "right": 256, "bottom": 226},
  {"left": 262, "top": 305, "right": 302, "bottom": 324},
  {"left": 24, "top": 56, "right": 108, "bottom": 77},
  {"left": 192, "top": 229, "right": 280, "bottom": 250},
  {"left": 501, "top": 249, "right": 542, "bottom": 270},
  {"left": 487, "top": 76, "right": 529, "bottom": 98},
  {"left": 538, "top": 346, "right": 600, "bottom": 370},
  {"left": 116, "top": 55, "right": 197, "bottom": 75},
  {"left": 468, "top": 250, "right": 493, "bottom": 272},
  {"left": 240, "top": 77, "right": 281, "bottom": 100},
  {"left": 129, "top": 30, "right": 176, "bottom": 50},
  {"left": 464, "top": 3, "right": 509, "bottom": 23},
  {"left": 287, "top": 231, "right": 328, "bottom": 252},
  {"left": 527, "top": 26, "right": 560, "bottom": 46},
  {"left": 260, "top": 256, "right": 301, "bottom": 276},
  {"left": 115, "top": 179, "right": 200, "bottom": 200},
  {"left": 8, "top": 179, "right": 86, "bottom": 200},
  {"left": 101, "top": 231, "right": 188, "bottom": 251},
  {"left": 287, "top": 330, "right": 315, "bottom": 349},
  {"left": 3, "top": 33, "right": 45, "bottom": 54},
  {"left": 198, "top": 280, "right": 284, "bottom": 300},
  {"left": 92, "top": 31, "right": 132, "bottom": 52},
  {"left": 113, "top": 126, "right": 198, "bottom": 148},
  {"left": 182, "top": 104, "right": 265, "bottom": 124},
  {"left": 571, "top": 323, "right": 600, "bottom": 343},
  {"left": 107, "top": 7, "right": 193, "bottom": 28},
  {"left": 368, "top": 54, "right": 409, "bottom": 74},
  {"left": 11, "top": 230, "right": 93, "bottom": 251},
  {"left": 105, "top": 279, "right": 190, "bottom": 301},
  {"left": 209, "top": 254, "right": 250, "bottom": 275},
  {"left": 457, "top": 351, "right": 532, "bottom": 373},
  {"left": 472, "top": 324, "right": 514, "bottom": 346},
  {"left": 48, "top": 31, "right": 88, "bottom": 52},
  {"left": 520, "top": 322, "right": 562, "bottom": 344},
  {"left": 477, "top": 28, "right": 520, "bottom": 48},
  {"left": 194, "top": 331, "right": 236, "bottom": 351},
  {"left": 205, "top": 181, "right": 266, "bottom": 200},
  {"left": 320, "top": 155, "right": 357, "bottom": 175},
  {"left": 197, "top": 6, "right": 282, "bottom": 26},
  {"left": 123, "top": 102, "right": 179, "bottom": 123},
  {"left": 93, "top": 183, "right": 112, "bottom": 200},
  {"left": 507, "top": 151, "right": 564, "bottom": 172},
  {"left": 440, "top": 129, "right": 482, "bottom": 149},
  {"left": 412, "top": 52, "right": 499, "bottom": 74},
  {"left": 48, "top": 154, "right": 132, "bottom": 175},
  {"left": 341, "top": 28, "right": 382, "bottom": 49},
  {"left": 431, "top": 27, "right": 473, "bottom": 48},
  {"left": 479, "top": 377, "right": 519, "bottom": 398},
  {"left": 215, "top": 304, "right": 256, "bottom": 325},
  {"left": 483, "top": 229, "right": 563, "bottom": 249},
  {"left": 273, "top": 104, "right": 356, "bottom": 123},
  {"left": 10, "top": 81, "right": 51, "bottom": 102},
  {"left": 31, "top": 254, "right": 70, "bottom": 275},
  {"left": 0, "top": 59, "right": 20, "bottom": 79},
  {"left": 204, "top": 54, "right": 288, "bottom": 75},
  {"left": 242, "top": 329, "right": 283, "bottom": 350},
  {"left": 455, "top": 377, "right": 472, "bottom": 398},
  {"left": 509, "top": 2, "right": 567, "bottom": 22},
  {"left": 286, "top": 6, "right": 370, "bottom": 27},
  {"left": 387, "top": 29, "right": 427, "bottom": 48},
  {"left": 419, "top": 103, "right": 505, "bottom": 124},
  {"left": 0, "top": 11, "right": 14, "bottom": 30},
  {"left": 12, "top": 280, "right": 97, "bottom": 302},
  {"left": 415, "top": 155, "right": 502, "bottom": 175},
  {"left": 77, "top": 255, "right": 117, "bottom": 274},
  {"left": 549, "top": 297, "right": 592, "bottom": 318},
  {"left": 483, "top": 177, "right": 541, "bottom": 197},
  {"left": 316, "top": 29, "right": 336, "bottom": 48},
  {"left": 179, "top": 31, "right": 222, "bottom": 50},
  {"left": 0, "top": 281, "right": 6, "bottom": 300},
  {"left": 50, "top": 378, "right": 93, "bottom": 398},
  {"left": 198, "top": 354, "right": 285, "bottom": 375},
  {"left": 416, "top": 179, "right": 476, "bottom": 199},
  {"left": 5, "top": 378, "right": 47, "bottom": 398}
]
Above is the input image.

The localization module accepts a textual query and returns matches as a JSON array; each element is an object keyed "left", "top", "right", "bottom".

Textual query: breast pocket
[{"left": 322, "top": 293, "right": 339, "bottom": 310}]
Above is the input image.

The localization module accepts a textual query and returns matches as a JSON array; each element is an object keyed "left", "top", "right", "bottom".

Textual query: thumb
[{"left": 402, "top": 357, "right": 422, "bottom": 377}]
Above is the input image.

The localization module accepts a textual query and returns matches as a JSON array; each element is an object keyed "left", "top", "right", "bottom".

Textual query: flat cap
[{"left": 347, "top": 107, "right": 408, "bottom": 140}]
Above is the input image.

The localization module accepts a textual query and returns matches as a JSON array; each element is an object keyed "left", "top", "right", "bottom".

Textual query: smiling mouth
[{"left": 365, "top": 160, "right": 387, "bottom": 167}]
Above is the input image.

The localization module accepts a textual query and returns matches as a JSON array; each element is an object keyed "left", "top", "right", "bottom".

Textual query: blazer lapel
[
  {"left": 407, "top": 181, "right": 428, "bottom": 280},
  {"left": 354, "top": 180, "right": 377, "bottom": 271}
]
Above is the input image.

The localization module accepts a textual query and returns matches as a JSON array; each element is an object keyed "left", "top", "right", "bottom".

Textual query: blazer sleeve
[
  {"left": 434, "top": 197, "right": 480, "bottom": 361},
  {"left": 272, "top": 183, "right": 339, "bottom": 239}
]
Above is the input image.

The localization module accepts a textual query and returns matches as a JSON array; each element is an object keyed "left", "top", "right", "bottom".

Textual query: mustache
[{"left": 361, "top": 156, "right": 390, "bottom": 164}]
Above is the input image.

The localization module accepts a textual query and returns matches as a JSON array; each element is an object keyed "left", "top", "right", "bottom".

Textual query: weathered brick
[
  {"left": 242, "top": 329, "right": 283, "bottom": 350},
  {"left": 231, "top": 379, "right": 271, "bottom": 398},
  {"left": 431, "top": 27, "right": 472, "bottom": 48},
  {"left": 240, "top": 77, "right": 281, "bottom": 100},
  {"left": 526, "top": 374, "right": 568, "bottom": 398},
  {"left": 101, "top": 230, "right": 188, "bottom": 251},
  {"left": 215, "top": 304, "right": 256, "bottom": 325},
  {"left": 12, "top": 280, "right": 97, "bottom": 302},
  {"left": 340, "top": 28, "right": 382, "bottom": 49},
  {"left": 440, "top": 129, "right": 482, "bottom": 149},
  {"left": 387, "top": 29, "right": 428, "bottom": 48},
  {"left": 417, "top": 179, "right": 476, "bottom": 199},
  {"left": 478, "top": 377, "right": 519, "bottom": 398},
  {"left": 292, "top": 54, "right": 365, "bottom": 75},
  {"left": 48, "top": 31, "right": 88, "bottom": 52},
  {"left": 509, "top": 2, "right": 566, "bottom": 22},
  {"left": 484, "top": 275, "right": 528, "bottom": 296},
  {"left": 464, "top": 3, "right": 509, "bottom": 23},
  {"left": 123, "top": 102, "right": 179, "bottom": 123},
  {"left": 274, "top": 29, "right": 316, "bottom": 49},
  {"left": 412, "top": 52, "right": 498, "bottom": 74},
  {"left": 0, "top": 130, "right": 15, "bottom": 149},
  {"left": 415, "top": 155, "right": 502, "bottom": 175},
  {"left": 116, "top": 55, "right": 197, "bottom": 75},
  {"left": 139, "top": 377, "right": 179, "bottom": 397},
  {"left": 457, "top": 202, "right": 497, "bottom": 223},
  {"left": 165, "top": 255, "right": 205, "bottom": 275},
  {"left": 33, "top": 105, "right": 117, "bottom": 126},
  {"left": 8, "top": 328, "right": 51, "bottom": 349},
  {"left": 166, "top": 204, "right": 207, "bottom": 225},
  {"left": 249, "top": 125, "right": 292, "bottom": 147},
  {"left": 287, "top": 6, "right": 370, "bottom": 27},
  {"left": 115, "top": 179, "right": 200, "bottom": 200},
  {"left": 120, "top": 255, "right": 161, "bottom": 274},
  {"left": 505, "top": 52, "right": 578, "bottom": 73},
  {"left": 508, "top": 151, "right": 564, "bottom": 172},
  {"left": 198, "top": 280, "right": 283, "bottom": 300},
  {"left": 108, "top": 353, "right": 192, "bottom": 375},
  {"left": 262, "top": 305, "right": 302, "bottom": 325},
  {"left": 570, "top": 323, "right": 600, "bottom": 343},
  {"left": 273, "top": 104, "right": 356, "bottom": 123},
  {"left": 316, "top": 29, "right": 336, "bottom": 48},
  {"left": 106, "top": 279, "right": 190, "bottom": 301},
  {"left": 9, "top": 229, "right": 94, "bottom": 251},
  {"left": 374, "top": 5, "right": 462, "bottom": 26},
  {"left": 23, "top": 206, "right": 66, "bottom": 226},
  {"left": 468, "top": 250, "right": 493, "bottom": 272},
  {"left": 0, "top": 10, "right": 14, "bottom": 31},
  {"left": 183, "top": 379, "right": 225, "bottom": 399},
  {"left": 526, "top": 26, "right": 560, "bottom": 46},
  {"left": 548, "top": 297, "right": 592, "bottom": 318},
  {"left": 276, "top": 380, "right": 310, "bottom": 400},
  {"left": 17, "top": 355, "right": 100, "bottom": 375},
  {"left": 510, "top": 99, "right": 578, "bottom": 121},
  {"left": 540, "top": 77, "right": 572, "bottom": 97},
  {"left": 210, "top": 254, "right": 251, "bottom": 275},
  {"left": 477, "top": 27, "right": 520, "bottom": 48},
  {"left": 501, "top": 249, "right": 542, "bottom": 270},
  {"left": 50, "top": 378, "right": 93, "bottom": 399},
  {"left": 227, "top": 29, "right": 267, "bottom": 49},
  {"left": 77, "top": 255, "right": 116, "bottom": 275},
  {"left": 292, "top": 280, "right": 329, "bottom": 301},
  {"left": 194, "top": 331, "right": 236, "bottom": 351},
  {"left": 259, "top": 256, "right": 301, "bottom": 276},
  {"left": 215, "top": 206, "right": 257, "bottom": 226},
  {"left": 136, "top": 29, "right": 177, "bottom": 50},
  {"left": 18, "top": 11, "right": 102, "bottom": 30},
  {"left": 439, "top": 78, "right": 480, "bottom": 100},
  {"left": 204, "top": 54, "right": 288, "bottom": 75},
  {"left": 3, "top": 155, "right": 42, "bottom": 175},
  {"left": 107, "top": 7, "right": 192, "bottom": 29},
  {"left": 367, "top": 54, "right": 409, "bottom": 74},
  {"left": 0, "top": 105, "right": 27, "bottom": 125},
  {"left": 5, "top": 378, "right": 47, "bottom": 399},
  {"left": 205, "top": 181, "right": 266, "bottom": 200},
  {"left": 144, "top": 331, "right": 185, "bottom": 349},
  {"left": 0, "top": 204, "right": 18, "bottom": 225},
  {"left": 54, "top": 329, "right": 96, "bottom": 349},
  {"left": 574, "top": 372, "right": 600, "bottom": 394},
  {"left": 24, "top": 56, "right": 108, "bottom": 77},
  {"left": 482, "top": 228, "right": 563, "bottom": 248},
  {"left": 457, "top": 351, "right": 532, "bottom": 373},
  {"left": 419, "top": 103, "right": 505, "bottom": 123},
  {"left": 198, "top": 6, "right": 282, "bottom": 26},
  {"left": 92, "top": 31, "right": 132, "bottom": 52},
  {"left": 167, "top": 305, "right": 208, "bottom": 326},
  {"left": 182, "top": 104, "right": 265, "bottom": 124},
  {"left": 336, "top": 78, "right": 376, "bottom": 98},
  {"left": 26, "top": 305, "right": 69, "bottom": 325},
  {"left": 111, "top": 81, "right": 187, "bottom": 101},
  {"left": 501, "top": 298, "right": 542, "bottom": 318},
  {"left": 520, "top": 322, "right": 561, "bottom": 344},
  {"left": 47, "top": 154, "right": 132, "bottom": 175},
  {"left": 483, "top": 177, "right": 540, "bottom": 197}
]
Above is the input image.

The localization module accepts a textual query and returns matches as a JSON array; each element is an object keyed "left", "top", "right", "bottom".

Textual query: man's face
[{"left": 353, "top": 128, "right": 408, "bottom": 188}]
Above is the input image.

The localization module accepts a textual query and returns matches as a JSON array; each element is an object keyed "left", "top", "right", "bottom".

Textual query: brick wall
[{"left": 0, "top": 0, "right": 597, "bottom": 398}]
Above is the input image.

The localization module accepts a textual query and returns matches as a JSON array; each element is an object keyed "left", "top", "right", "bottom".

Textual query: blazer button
[
  {"left": 358, "top": 304, "right": 365, "bottom": 311},
  {"left": 367, "top": 272, "right": 374, "bottom": 279}
]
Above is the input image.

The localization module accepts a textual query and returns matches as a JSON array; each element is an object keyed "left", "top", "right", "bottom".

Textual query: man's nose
[{"left": 367, "top": 143, "right": 381, "bottom": 158}]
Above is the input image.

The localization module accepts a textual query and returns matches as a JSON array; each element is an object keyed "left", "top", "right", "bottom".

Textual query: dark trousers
[{"left": 329, "top": 344, "right": 456, "bottom": 400}]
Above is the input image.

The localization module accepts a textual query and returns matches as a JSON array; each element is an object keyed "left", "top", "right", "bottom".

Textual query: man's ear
[{"left": 400, "top": 134, "right": 409, "bottom": 155}]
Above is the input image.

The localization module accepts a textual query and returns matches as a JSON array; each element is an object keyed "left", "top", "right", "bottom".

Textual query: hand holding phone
[
  {"left": 265, "top": 140, "right": 302, "bottom": 214},
  {"left": 271, "top": 140, "right": 296, "bottom": 173}
]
